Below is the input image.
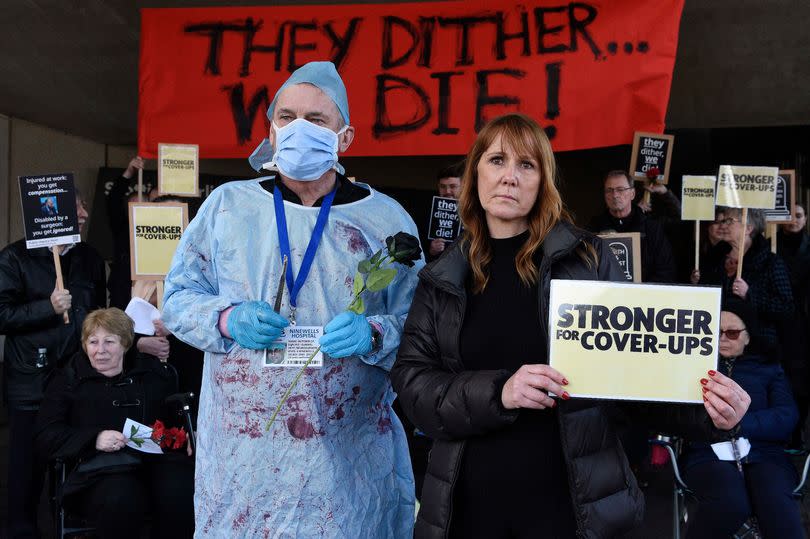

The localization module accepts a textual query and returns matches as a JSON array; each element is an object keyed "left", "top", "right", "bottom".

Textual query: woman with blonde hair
[{"left": 392, "top": 113, "right": 750, "bottom": 538}]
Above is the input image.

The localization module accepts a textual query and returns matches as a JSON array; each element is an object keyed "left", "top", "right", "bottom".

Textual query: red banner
[{"left": 139, "top": 1, "right": 684, "bottom": 158}]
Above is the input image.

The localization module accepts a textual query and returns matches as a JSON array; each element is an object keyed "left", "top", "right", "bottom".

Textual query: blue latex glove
[
  {"left": 226, "top": 301, "right": 289, "bottom": 350},
  {"left": 319, "top": 311, "right": 373, "bottom": 358}
]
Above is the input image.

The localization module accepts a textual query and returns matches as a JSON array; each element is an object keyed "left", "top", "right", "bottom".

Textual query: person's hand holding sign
[
  {"left": 50, "top": 284, "right": 71, "bottom": 315},
  {"left": 429, "top": 239, "right": 446, "bottom": 257},
  {"left": 700, "top": 370, "right": 751, "bottom": 431},
  {"left": 731, "top": 277, "right": 749, "bottom": 299},
  {"left": 501, "top": 364, "right": 569, "bottom": 410}
]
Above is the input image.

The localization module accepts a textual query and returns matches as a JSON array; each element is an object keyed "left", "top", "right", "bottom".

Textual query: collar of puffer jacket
[{"left": 419, "top": 221, "right": 586, "bottom": 296}]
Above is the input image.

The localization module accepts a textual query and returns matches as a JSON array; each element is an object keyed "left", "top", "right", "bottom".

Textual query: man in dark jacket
[
  {"left": 588, "top": 170, "right": 676, "bottom": 283},
  {"left": 0, "top": 192, "right": 106, "bottom": 538}
]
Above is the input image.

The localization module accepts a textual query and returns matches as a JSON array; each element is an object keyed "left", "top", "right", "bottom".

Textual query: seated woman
[
  {"left": 391, "top": 113, "right": 751, "bottom": 538},
  {"left": 681, "top": 297, "right": 803, "bottom": 538},
  {"left": 36, "top": 308, "right": 194, "bottom": 539}
]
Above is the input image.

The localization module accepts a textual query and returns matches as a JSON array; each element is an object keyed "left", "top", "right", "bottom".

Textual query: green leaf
[
  {"left": 347, "top": 295, "right": 365, "bottom": 314},
  {"left": 370, "top": 249, "right": 384, "bottom": 266},
  {"left": 357, "top": 259, "right": 372, "bottom": 274},
  {"left": 131, "top": 436, "right": 144, "bottom": 447},
  {"left": 352, "top": 271, "right": 364, "bottom": 297},
  {"left": 130, "top": 425, "right": 137, "bottom": 437},
  {"left": 366, "top": 268, "right": 396, "bottom": 292}
]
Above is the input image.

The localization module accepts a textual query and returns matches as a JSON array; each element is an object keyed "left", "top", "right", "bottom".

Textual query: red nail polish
[
  {"left": 550, "top": 400, "right": 557, "bottom": 408},
  {"left": 562, "top": 378, "right": 569, "bottom": 386},
  {"left": 700, "top": 378, "right": 709, "bottom": 385},
  {"left": 703, "top": 396, "right": 708, "bottom": 402},
  {"left": 708, "top": 370, "right": 717, "bottom": 377},
  {"left": 702, "top": 387, "right": 708, "bottom": 393},
  {"left": 561, "top": 391, "right": 570, "bottom": 400}
]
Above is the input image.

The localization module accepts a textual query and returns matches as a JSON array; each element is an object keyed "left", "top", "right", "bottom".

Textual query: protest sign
[
  {"left": 158, "top": 143, "right": 200, "bottom": 197},
  {"left": 598, "top": 233, "right": 641, "bottom": 282},
  {"left": 18, "top": 173, "right": 81, "bottom": 249},
  {"left": 715, "top": 165, "right": 778, "bottom": 209},
  {"left": 628, "top": 132, "right": 674, "bottom": 184},
  {"left": 138, "top": 1, "right": 685, "bottom": 157},
  {"left": 548, "top": 280, "right": 720, "bottom": 403},
  {"left": 129, "top": 203, "right": 189, "bottom": 279},
  {"left": 763, "top": 169, "right": 795, "bottom": 223},
  {"left": 681, "top": 176, "right": 716, "bottom": 222},
  {"left": 427, "top": 196, "right": 461, "bottom": 241}
]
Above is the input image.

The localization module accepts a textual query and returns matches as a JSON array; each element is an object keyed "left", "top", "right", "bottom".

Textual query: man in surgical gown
[{"left": 163, "top": 61, "right": 422, "bottom": 538}]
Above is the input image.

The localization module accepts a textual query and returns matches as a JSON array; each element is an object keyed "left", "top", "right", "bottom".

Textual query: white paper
[
  {"left": 711, "top": 437, "right": 751, "bottom": 461},
  {"left": 123, "top": 418, "right": 163, "bottom": 454},
  {"left": 124, "top": 297, "right": 161, "bottom": 335},
  {"left": 263, "top": 326, "right": 324, "bottom": 368}
]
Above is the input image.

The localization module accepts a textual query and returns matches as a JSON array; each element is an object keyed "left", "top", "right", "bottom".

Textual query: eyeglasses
[
  {"left": 719, "top": 328, "right": 747, "bottom": 340},
  {"left": 604, "top": 186, "right": 634, "bottom": 195},
  {"left": 715, "top": 218, "right": 740, "bottom": 226}
]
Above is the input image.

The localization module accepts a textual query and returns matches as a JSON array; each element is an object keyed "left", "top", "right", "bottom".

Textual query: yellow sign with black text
[
  {"left": 548, "top": 280, "right": 720, "bottom": 403},
  {"left": 681, "top": 176, "right": 716, "bottom": 221},
  {"left": 129, "top": 202, "right": 188, "bottom": 279},
  {"left": 715, "top": 165, "right": 778, "bottom": 209},
  {"left": 158, "top": 143, "right": 199, "bottom": 197}
]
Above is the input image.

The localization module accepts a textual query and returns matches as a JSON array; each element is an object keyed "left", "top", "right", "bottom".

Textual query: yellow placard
[
  {"left": 548, "top": 280, "right": 720, "bottom": 403},
  {"left": 158, "top": 143, "right": 199, "bottom": 197},
  {"left": 715, "top": 165, "right": 778, "bottom": 209},
  {"left": 681, "top": 176, "right": 716, "bottom": 221},
  {"left": 129, "top": 203, "right": 188, "bottom": 278}
]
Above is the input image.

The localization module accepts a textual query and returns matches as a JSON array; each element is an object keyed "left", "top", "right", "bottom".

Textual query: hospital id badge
[{"left": 263, "top": 326, "right": 324, "bottom": 368}]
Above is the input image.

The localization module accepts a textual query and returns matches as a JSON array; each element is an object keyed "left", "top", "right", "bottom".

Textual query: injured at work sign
[
  {"left": 128, "top": 202, "right": 189, "bottom": 279},
  {"left": 18, "top": 173, "right": 81, "bottom": 249},
  {"left": 548, "top": 280, "right": 720, "bottom": 403},
  {"left": 427, "top": 196, "right": 462, "bottom": 242}
]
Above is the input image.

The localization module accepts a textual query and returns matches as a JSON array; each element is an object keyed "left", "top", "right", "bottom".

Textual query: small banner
[
  {"left": 628, "top": 132, "right": 674, "bottom": 184},
  {"left": 129, "top": 202, "right": 189, "bottom": 279},
  {"left": 158, "top": 143, "right": 200, "bottom": 197},
  {"left": 18, "top": 173, "right": 81, "bottom": 249},
  {"left": 598, "top": 232, "right": 641, "bottom": 283},
  {"left": 139, "top": 1, "right": 685, "bottom": 157},
  {"left": 763, "top": 170, "right": 795, "bottom": 223},
  {"left": 548, "top": 280, "right": 720, "bottom": 403},
  {"left": 427, "top": 196, "right": 461, "bottom": 241},
  {"left": 681, "top": 175, "right": 716, "bottom": 221},
  {"left": 716, "top": 165, "right": 779, "bottom": 209}
]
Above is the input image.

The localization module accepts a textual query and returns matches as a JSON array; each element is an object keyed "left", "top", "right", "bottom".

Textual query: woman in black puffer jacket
[{"left": 391, "top": 114, "right": 751, "bottom": 539}]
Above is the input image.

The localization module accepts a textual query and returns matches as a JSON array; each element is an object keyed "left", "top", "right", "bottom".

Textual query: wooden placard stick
[
  {"left": 52, "top": 249, "right": 70, "bottom": 324},
  {"left": 767, "top": 223, "right": 777, "bottom": 254},
  {"left": 156, "top": 280, "right": 164, "bottom": 311},
  {"left": 137, "top": 168, "right": 144, "bottom": 202},
  {"left": 694, "top": 221, "right": 700, "bottom": 273},
  {"left": 736, "top": 208, "right": 748, "bottom": 279}
]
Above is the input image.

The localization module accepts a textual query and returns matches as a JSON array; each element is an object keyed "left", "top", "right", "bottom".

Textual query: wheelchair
[
  {"left": 650, "top": 434, "right": 810, "bottom": 539},
  {"left": 48, "top": 390, "right": 196, "bottom": 539}
]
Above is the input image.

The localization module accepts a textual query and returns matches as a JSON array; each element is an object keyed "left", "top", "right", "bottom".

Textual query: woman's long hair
[{"left": 459, "top": 113, "right": 570, "bottom": 293}]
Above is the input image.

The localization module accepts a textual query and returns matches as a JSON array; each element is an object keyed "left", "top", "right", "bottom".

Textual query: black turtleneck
[{"left": 452, "top": 231, "right": 576, "bottom": 538}]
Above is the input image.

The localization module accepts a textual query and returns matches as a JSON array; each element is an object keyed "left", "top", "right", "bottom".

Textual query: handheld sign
[
  {"left": 598, "top": 233, "right": 641, "bottom": 283},
  {"left": 763, "top": 170, "right": 795, "bottom": 223},
  {"left": 158, "top": 143, "right": 200, "bottom": 197},
  {"left": 427, "top": 196, "right": 461, "bottom": 242},
  {"left": 549, "top": 280, "right": 721, "bottom": 403},
  {"left": 129, "top": 202, "right": 189, "bottom": 279},
  {"left": 629, "top": 132, "right": 674, "bottom": 184},
  {"left": 681, "top": 176, "right": 717, "bottom": 272},
  {"left": 18, "top": 173, "right": 81, "bottom": 249}
]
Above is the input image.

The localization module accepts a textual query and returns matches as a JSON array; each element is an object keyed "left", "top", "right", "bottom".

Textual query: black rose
[{"left": 385, "top": 232, "right": 422, "bottom": 267}]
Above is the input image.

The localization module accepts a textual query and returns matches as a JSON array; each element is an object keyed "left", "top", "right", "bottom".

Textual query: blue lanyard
[{"left": 273, "top": 184, "right": 337, "bottom": 310}]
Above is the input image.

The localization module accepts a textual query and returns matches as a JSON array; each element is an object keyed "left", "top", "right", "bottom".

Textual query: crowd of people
[{"left": 0, "top": 60, "right": 806, "bottom": 538}]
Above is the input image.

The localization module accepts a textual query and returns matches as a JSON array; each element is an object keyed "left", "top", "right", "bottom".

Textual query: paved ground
[{"left": 1, "top": 369, "right": 808, "bottom": 537}]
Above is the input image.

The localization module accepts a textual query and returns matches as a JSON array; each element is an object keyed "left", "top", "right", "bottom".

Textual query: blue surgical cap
[{"left": 248, "top": 61, "right": 350, "bottom": 172}]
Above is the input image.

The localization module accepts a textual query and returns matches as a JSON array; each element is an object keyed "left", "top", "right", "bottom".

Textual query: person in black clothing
[
  {"left": 0, "top": 191, "right": 105, "bottom": 539},
  {"left": 391, "top": 114, "right": 750, "bottom": 539},
  {"left": 587, "top": 170, "right": 676, "bottom": 283},
  {"left": 425, "top": 161, "right": 464, "bottom": 262},
  {"left": 36, "top": 308, "right": 194, "bottom": 539}
]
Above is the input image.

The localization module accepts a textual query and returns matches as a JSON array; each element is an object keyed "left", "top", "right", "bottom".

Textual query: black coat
[
  {"left": 0, "top": 240, "right": 105, "bottom": 409},
  {"left": 587, "top": 206, "right": 676, "bottom": 283},
  {"left": 35, "top": 350, "right": 177, "bottom": 463},
  {"left": 391, "top": 222, "right": 727, "bottom": 539}
]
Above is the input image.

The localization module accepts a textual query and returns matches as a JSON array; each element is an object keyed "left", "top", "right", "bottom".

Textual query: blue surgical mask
[{"left": 264, "top": 118, "right": 348, "bottom": 181}]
